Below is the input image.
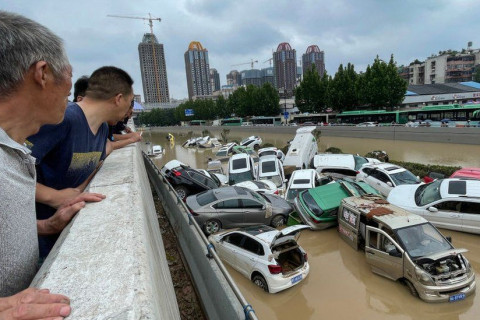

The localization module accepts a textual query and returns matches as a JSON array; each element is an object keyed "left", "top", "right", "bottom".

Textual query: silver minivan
[{"left": 338, "top": 196, "right": 476, "bottom": 303}]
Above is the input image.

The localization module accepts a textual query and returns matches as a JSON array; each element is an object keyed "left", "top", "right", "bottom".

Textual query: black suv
[{"left": 163, "top": 161, "right": 221, "bottom": 200}]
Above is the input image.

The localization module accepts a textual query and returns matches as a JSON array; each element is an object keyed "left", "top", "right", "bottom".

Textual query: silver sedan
[{"left": 186, "top": 186, "right": 294, "bottom": 235}]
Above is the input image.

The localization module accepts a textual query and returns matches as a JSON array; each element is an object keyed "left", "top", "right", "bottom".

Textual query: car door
[
  {"left": 236, "top": 235, "right": 265, "bottom": 278},
  {"left": 424, "top": 200, "right": 463, "bottom": 231},
  {"left": 460, "top": 201, "right": 480, "bottom": 234},
  {"left": 240, "top": 198, "right": 266, "bottom": 225},
  {"left": 220, "top": 232, "right": 244, "bottom": 269},
  {"left": 365, "top": 226, "right": 404, "bottom": 281},
  {"left": 369, "top": 170, "right": 393, "bottom": 196},
  {"left": 212, "top": 199, "right": 244, "bottom": 228}
]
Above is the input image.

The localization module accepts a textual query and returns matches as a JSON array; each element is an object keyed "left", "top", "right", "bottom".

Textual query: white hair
[{"left": 0, "top": 11, "right": 70, "bottom": 98}]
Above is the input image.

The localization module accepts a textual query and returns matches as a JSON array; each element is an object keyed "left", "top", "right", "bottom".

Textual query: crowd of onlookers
[{"left": 0, "top": 11, "right": 142, "bottom": 319}]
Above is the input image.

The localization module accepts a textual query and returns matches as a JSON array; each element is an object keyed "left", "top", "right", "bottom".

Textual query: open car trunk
[{"left": 272, "top": 241, "right": 305, "bottom": 275}]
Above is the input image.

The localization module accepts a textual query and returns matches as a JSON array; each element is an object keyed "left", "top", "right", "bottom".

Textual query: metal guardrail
[{"left": 143, "top": 153, "right": 258, "bottom": 320}]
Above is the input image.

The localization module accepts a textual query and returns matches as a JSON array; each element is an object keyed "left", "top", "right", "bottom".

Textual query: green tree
[
  {"left": 295, "top": 64, "right": 323, "bottom": 113},
  {"left": 473, "top": 65, "right": 480, "bottom": 82},
  {"left": 259, "top": 82, "right": 280, "bottom": 116}
]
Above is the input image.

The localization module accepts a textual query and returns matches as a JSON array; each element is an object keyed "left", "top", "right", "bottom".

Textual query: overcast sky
[{"left": 4, "top": 0, "right": 480, "bottom": 100}]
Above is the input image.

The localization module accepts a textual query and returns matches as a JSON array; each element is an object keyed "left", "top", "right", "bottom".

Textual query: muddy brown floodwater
[{"left": 144, "top": 127, "right": 480, "bottom": 320}]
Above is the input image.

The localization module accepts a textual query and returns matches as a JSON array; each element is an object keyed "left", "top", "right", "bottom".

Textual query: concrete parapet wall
[
  {"left": 144, "top": 157, "right": 246, "bottom": 320},
  {"left": 31, "top": 143, "right": 180, "bottom": 319}
]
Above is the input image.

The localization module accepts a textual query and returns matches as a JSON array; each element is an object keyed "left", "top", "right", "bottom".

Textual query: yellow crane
[
  {"left": 231, "top": 59, "right": 258, "bottom": 69},
  {"left": 107, "top": 13, "right": 163, "bottom": 103},
  {"left": 263, "top": 57, "right": 273, "bottom": 67}
]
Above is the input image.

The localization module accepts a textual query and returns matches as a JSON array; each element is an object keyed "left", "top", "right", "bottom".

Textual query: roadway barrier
[
  {"left": 144, "top": 154, "right": 258, "bottom": 320},
  {"left": 31, "top": 142, "right": 180, "bottom": 319}
]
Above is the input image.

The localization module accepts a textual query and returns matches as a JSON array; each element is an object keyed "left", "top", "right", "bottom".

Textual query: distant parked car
[
  {"left": 292, "top": 179, "right": 380, "bottom": 230},
  {"left": 387, "top": 178, "right": 480, "bottom": 234},
  {"left": 215, "top": 142, "right": 237, "bottom": 161},
  {"left": 186, "top": 186, "right": 294, "bottom": 235},
  {"left": 257, "top": 155, "right": 286, "bottom": 195},
  {"left": 356, "top": 163, "right": 421, "bottom": 196},
  {"left": 258, "top": 147, "right": 285, "bottom": 162},
  {"left": 450, "top": 167, "right": 480, "bottom": 180},
  {"left": 228, "top": 153, "right": 256, "bottom": 185},
  {"left": 356, "top": 122, "right": 377, "bottom": 127},
  {"left": 162, "top": 160, "right": 221, "bottom": 200},
  {"left": 240, "top": 135, "right": 262, "bottom": 150},
  {"left": 209, "top": 225, "right": 310, "bottom": 293},
  {"left": 232, "top": 145, "right": 258, "bottom": 163},
  {"left": 284, "top": 169, "right": 332, "bottom": 203},
  {"left": 234, "top": 180, "right": 279, "bottom": 195}
]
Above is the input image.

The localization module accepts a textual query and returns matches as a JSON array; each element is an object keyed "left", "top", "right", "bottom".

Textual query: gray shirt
[{"left": 0, "top": 127, "right": 38, "bottom": 297}]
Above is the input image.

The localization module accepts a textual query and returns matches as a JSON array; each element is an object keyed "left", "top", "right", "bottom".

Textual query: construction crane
[
  {"left": 107, "top": 14, "right": 163, "bottom": 103},
  {"left": 231, "top": 59, "right": 258, "bottom": 69},
  {"left": 263, "top": 57, "right": 273, "bottom": 67}
]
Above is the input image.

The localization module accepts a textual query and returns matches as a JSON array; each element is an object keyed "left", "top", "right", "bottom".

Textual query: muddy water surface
[{"left": 144, "top": 128, "right": 479, "bottom": 320}]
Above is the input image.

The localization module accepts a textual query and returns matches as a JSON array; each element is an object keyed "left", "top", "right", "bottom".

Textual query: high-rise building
[
  {"left": 261, "top": 67, "right": 274, "bottom": 87},
  {"left": 138, "top": 33, "right": 169, "bottom": 103},
  {"left": 273, "top": 42, "right": 297, "bottom": 97},
  {"left": 226, "top": 70, "right": 242, "bottom": 86},
  {"left": 241, "top": 69, "right": 262, "bottom": 87},
  {"left": 302, "top": 45, "right": 325, "bottom": 78},
  {"left": 184, "top": 41, "right": 212, "bottom": 99},
  {"left": 209, "top": 68, "right": 221, "bottom": 92}
]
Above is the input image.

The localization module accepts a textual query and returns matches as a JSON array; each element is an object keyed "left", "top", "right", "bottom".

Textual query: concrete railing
[
  {"left": 31, "top": 142, "right": 180, "bottom": 319},
  {"left": 144, "top": 155, "right": 257, "bottom": 320}
]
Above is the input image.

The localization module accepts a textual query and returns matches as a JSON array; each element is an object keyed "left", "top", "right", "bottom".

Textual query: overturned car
[{"left": 337, "top": 195, "right": 476, "bottom": 303}]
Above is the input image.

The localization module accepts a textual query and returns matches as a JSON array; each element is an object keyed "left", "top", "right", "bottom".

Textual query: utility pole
[{"left": 107, "top": 13, "right": 163, "bottom": 102}]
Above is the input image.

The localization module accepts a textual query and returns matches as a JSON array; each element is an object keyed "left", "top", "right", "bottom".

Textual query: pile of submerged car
[{"left": 160, "top": 127, "right": 478, "bottom": 301}]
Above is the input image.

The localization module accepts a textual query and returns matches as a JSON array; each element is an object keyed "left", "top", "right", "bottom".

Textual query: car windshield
[
  {"left": 196, "top": 191, "right": 218, "bottom": 206},
  {"left": 261, "top": 161, "right": 276, "bottom": 173},
  {"left": 228, "top": 171, "right": 254, "bottom": 185},
  {"left": 259, "top": 175, "right": 283, "bottom": 187},
  {"left": 216, "top": 150, "right": 227, "bottom": 157},
  {"left": 301, "top": 191, "right": 324, "bottom": 217},
  {"left": 260, "top": 151, "right": 276, "bottom": 157},
  {"left": 415, "top": 180, "right": 442, "bottom": 206},
  {"left": 353, "top": 156, "right": 368, "bottom": 170},
  {"left": 390, "top": 170, "right": 418, "bottom": 186},
  {"left": 396, "top": 223, "right": 453, "bottom": 259},
  {"left": 286, "top": 188, "right": 307, "bottom": 201}
]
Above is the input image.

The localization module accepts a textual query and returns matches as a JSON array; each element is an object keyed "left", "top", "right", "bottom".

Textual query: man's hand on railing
[{"left": 0, "top": 288, "right": 71, "bottom": 320}]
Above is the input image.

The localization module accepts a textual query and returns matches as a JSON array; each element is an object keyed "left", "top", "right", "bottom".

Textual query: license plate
[
  {"left": 449, "top": 293, "right": 466, "bottom": 302},
  {"left": 291, "top": 274, "right": 302, "bottom": 284}
]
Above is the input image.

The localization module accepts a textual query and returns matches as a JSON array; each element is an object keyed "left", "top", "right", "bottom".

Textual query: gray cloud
[{"left": 2, "top": 0, "right": 480, "bottom": 99}]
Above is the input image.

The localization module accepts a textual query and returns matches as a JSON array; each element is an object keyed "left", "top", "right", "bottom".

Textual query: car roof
[
  {"left": 362, "top": 162, "right": 405, "bottom": 173},
  {"left": 343, "top": 196, "right": 426, "bottom": 229},
  {"left": 451, "top": 167, "right": 480, "bottom": 179},
  {"left": 314, "top": 154, "right": 355, "bottom": 169},
  {"left": 306, "top": 182, "right": 351, "bottom": 209},
  {"left": 162, "top": 159, "right": 186, "bottom": 171},
  {"left": 290, "top": 169, "right": 316, "bottom": 188},
  {"left": 205, "top": 186, "right": 255, "bottom": 200},
  {"left": 439, "top": 178, "right": 480, "bottom": 199}
]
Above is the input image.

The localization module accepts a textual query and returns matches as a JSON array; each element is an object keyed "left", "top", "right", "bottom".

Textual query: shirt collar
[{"left": 0, "top": 126, "right": 32, "bottom": 155}]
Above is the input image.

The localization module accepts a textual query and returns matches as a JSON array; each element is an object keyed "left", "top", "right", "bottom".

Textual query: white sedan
[
  {"left": 387, "top": 178, "right": 480, "bottom": 234},
  {"left": 356, "top": 163, "right": 420, "bottom": 196},
  {"left": 209, "top": 225, "right": 310, "bottom": 293}
]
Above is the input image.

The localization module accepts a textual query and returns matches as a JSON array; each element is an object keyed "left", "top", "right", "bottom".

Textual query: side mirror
[
  {"left": 386, "top": 181, "right": 393, "bottom": 187},
  {"left": 388, "top": 248, "right": 402, "bottom": 258},
  {"left": 446, "top": 236, "right": 452, "bottom": 243},
  {"left": 428, "top": 206, "right": 438, "bottom": 212}
]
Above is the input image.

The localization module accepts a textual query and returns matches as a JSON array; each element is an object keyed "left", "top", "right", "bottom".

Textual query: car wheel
[
  {"left": 404, "top": 279, "right": 418, "bottom": 297},
  {"left": 271, "top": 215, "right": 286, "bottom": 227},
  {"left": 254, "top": 144, "right": 260, "bottom": 150},
  {"left": 204, "top": 219, "right": 222, "bottom": 235},
  {"left": 174, "top": 186, "right": 188, "bottom": 200},
  {"left": 252, "top": 274, "right": 269, "bottom": 292}
]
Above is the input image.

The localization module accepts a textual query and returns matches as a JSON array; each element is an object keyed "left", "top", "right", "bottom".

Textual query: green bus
[
  {"left": 336, "top": 104, "right": 480, "bottom": 124},
  {"left": 221, "top": 118, "right": 243, "bottom": 126},
  {"left": 250, "top": 116, "right": 282, "bottom": 126},
  {"left": 190, "top": 120, "right": 206, "bottom": 126}
]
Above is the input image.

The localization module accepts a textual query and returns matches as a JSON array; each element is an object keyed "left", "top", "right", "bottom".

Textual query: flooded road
[{"left": 143, "top": 128, "right": 480, "bottom": 320}]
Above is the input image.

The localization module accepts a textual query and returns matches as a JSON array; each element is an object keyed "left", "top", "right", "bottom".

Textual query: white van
[
  {"left": 283, "top": 126, "right": 318, "bottom": 175},
  {"left": 313, "top": 153, "right": 380, "bottom": 178}
]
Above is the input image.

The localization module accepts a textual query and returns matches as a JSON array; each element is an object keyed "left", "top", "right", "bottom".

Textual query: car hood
[{"left": 387, "top": 185, "right": 418, "bottom": 208}]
